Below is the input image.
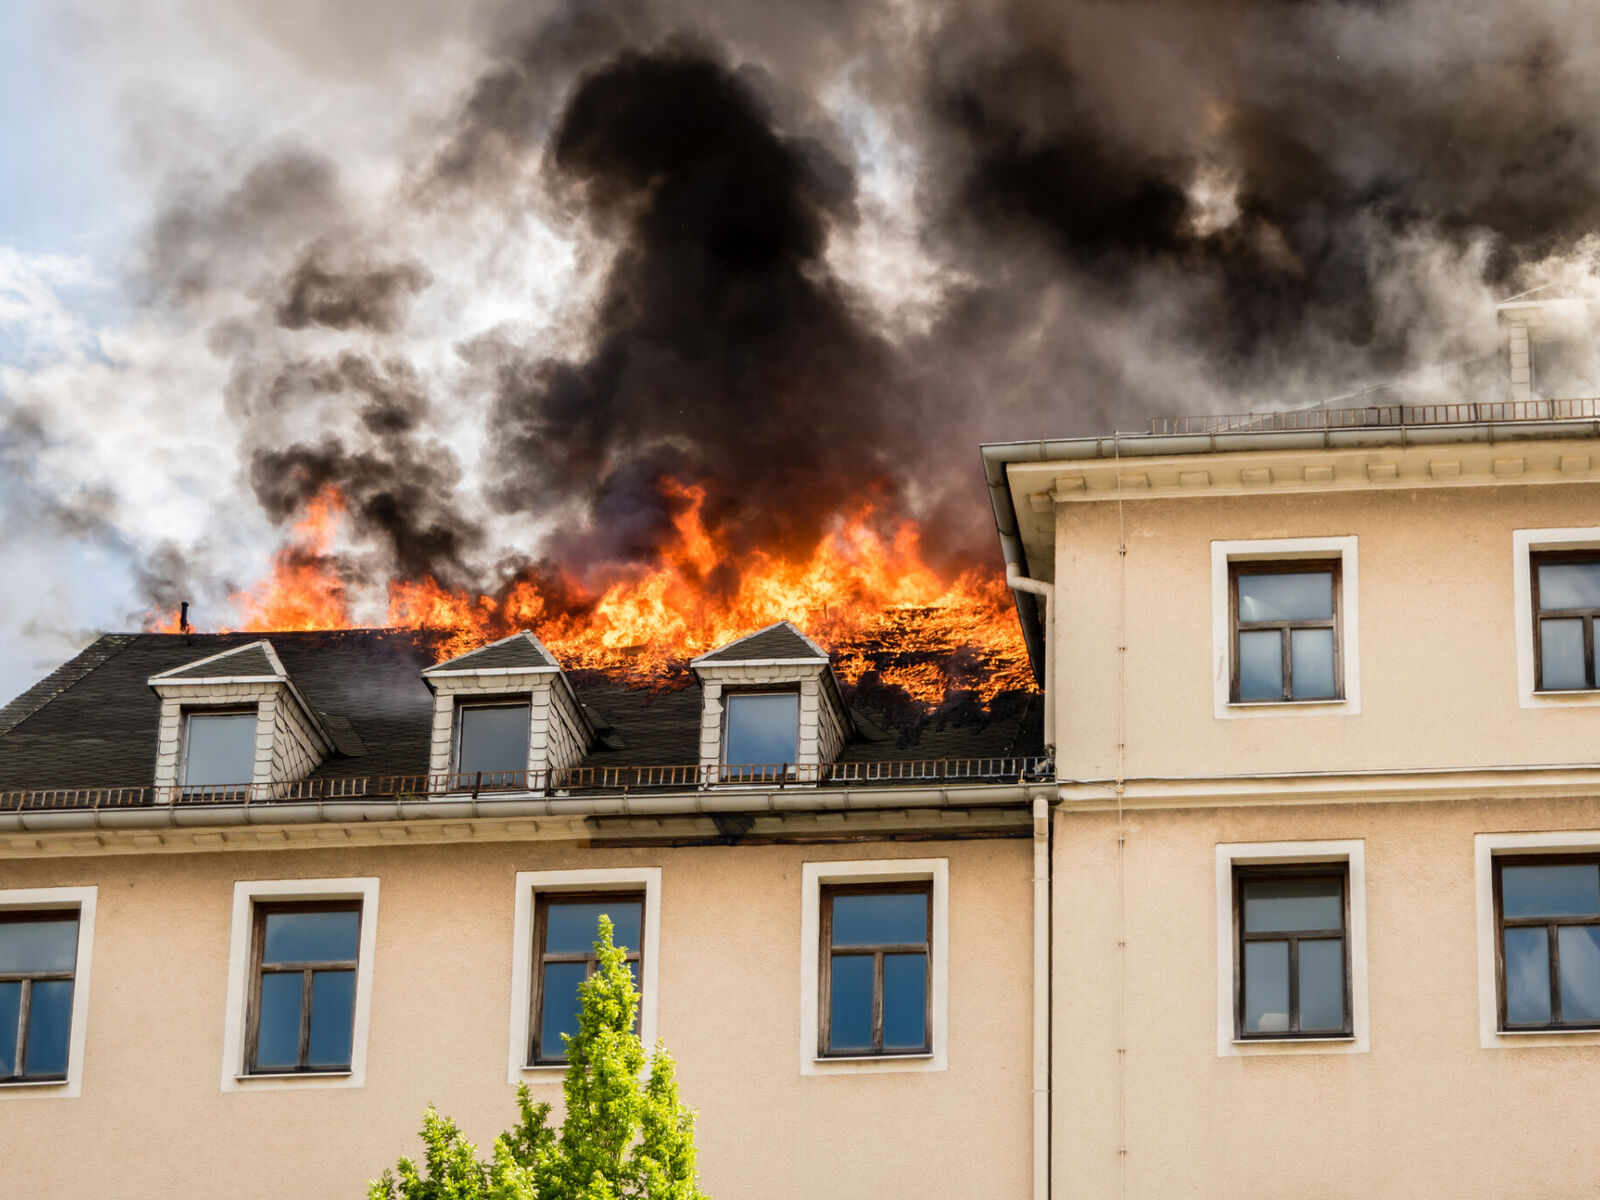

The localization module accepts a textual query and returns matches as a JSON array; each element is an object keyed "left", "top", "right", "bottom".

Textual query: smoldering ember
[{"left": 7, "top": 2, "right": 1600, "bottom": 1198}]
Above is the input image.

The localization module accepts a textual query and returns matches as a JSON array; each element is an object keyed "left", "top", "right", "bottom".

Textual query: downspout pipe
[
  {"left": 1032, "top": 793, "right": 1051, "bottom": 1200},
  {"left": 1007, "top": 559, "right": 1056, "bottom": 1200},
  {"left": 1006, "top": 562, "right": 1055, "bottom": 759}
]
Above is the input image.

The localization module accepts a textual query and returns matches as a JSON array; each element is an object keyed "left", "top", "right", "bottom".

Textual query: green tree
[{"left": 369, "top": 916, "right": 708, "bottom": 1200}]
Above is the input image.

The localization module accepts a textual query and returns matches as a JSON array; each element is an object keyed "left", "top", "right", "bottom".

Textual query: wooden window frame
[
  {"left": 0, "top": 911, "right": 79, "bottom": 1083},
  {"left": 245, "top": 900, "right": 362, "bottom": 1075},
  {"left": 1530, "top": 550, "right": 1600, "bottom": 691},
  {"left": 818, "top": 882, "right": 933, "bottom": 1058},
  {"left": 1232, "top": 865, "right": 1352, "bottom": 1040},
  {"left": 1229, "top": 559, "right": 1343, "bottom": 703},
  {"left": 719, "top": 687, "right": 800, "bottom": 783},
  {"left": 527, "top": 891, "right": 645, "bottom": 1066},
  {"left": 451, "top": 697, "right": 532, "bottom": 788},
  {"left": 1493, "top": 854, "right": 1600, "bottom": 1030}
]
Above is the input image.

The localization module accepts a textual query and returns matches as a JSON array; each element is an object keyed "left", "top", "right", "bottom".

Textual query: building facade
[
  {"left": 6, "top": 392, "right": 1600, "bottom": 1197},
  {"left": 987, "top": 399, "right": 1600, "bottom": 1196}
]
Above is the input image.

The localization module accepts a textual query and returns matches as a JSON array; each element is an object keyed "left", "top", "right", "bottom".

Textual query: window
[
  {"left": 1211, "top": 537, "right": 1360, "bottom": 719},
  {"left": 819, "top": 884, "right": 931, "bottom": 1057},
  {"left": 1230, "top": 562, "right": 1341, "bottom": 702},
  {"left": 181, "top": 709, "right": 258, "bottom": 792},
  {"left": 454, "top": 701, "right": 531, "bottom": 785},
  {"left": 1494, "top": 857, "right": 1600, "bottom": 1029},
  {"left": 247, "top": 903, "right": 361, "bottom": 1074},
  {"left": 1233, "top": 867, "right": 1350, "bottom": 1038},
  {"left": 1531, "top": 552, "right": 1600, "bottom": 691},
  {"left": 0, "top": 887, "right": 95, "bottom": 1099},
  {"left": 529, "top": 893, "right": 644, "bottom": 1064},
  {"left": 800, "top": 859, "right": 948, "bottom": 1075},
  {"left": 1215, "top": 842, "right": 1367, "bottom": 1056},
  {"left": 508, "top": 869, "right": 661, "bottom": 1084},
  {"left": 0, "top": 913, "right": 80, "bottom": 1083},
  {"left": 221, "top": 877, "right": 377, "bottom": 1091},
  {"left": 722, "top": 691, "right": 799, "bottom": 780}
]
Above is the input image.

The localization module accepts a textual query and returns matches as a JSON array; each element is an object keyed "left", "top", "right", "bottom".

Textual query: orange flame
[{"left": 150, "top": 480, "right": 1035, "bottom": 706}]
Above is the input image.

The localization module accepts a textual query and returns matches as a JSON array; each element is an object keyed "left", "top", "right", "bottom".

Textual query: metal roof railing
[
  {"left": 0, "top": 756, "right": 1054, "bottom": 814},
  {"left": 1149, "top": 396, "right": 1600, "bottom": 436}
]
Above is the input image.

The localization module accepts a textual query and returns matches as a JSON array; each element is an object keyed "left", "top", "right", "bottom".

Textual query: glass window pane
[
  {"left": 1538, "top": 561, "right": 1600, "bottom": 611},
  {"left": 1238, "top": 571, "right": 1333, "bottom": 621},
  {"left": 262, "top": 909, "right": 360, "bottom": 964},
  {"left": 1237, "top": 631, "right": 1283, "bottom": 700},
  {"left": 1290, "top": 628, "right": 1336, "bottom": 699},
  {"left": 255, "top": 972, "right": 304, "bottom": 1070},
  {"left": 1504, "top": 926, "right": 1553, "bottom": 1024},
  {"left": 1502, "top": 863, "right": 1600, "bottom": 919},
  {"left": 457, "top": 704, "right": 531, "bottom": 777},
  {"left": 307, "top": 970, "right": 355, "bottom": 1068},
  {"left": 1243, "top": 940, "right": 1290, "bottom": 1033},
  {"left": 0, "top": 980, "right": 19, "bottom": 1077},
  {"left": 1559, "top": 926, "right": 1600, "bottom": 1023},
  {"left": 724, "top": 693, "right": 799, "bottom": 766},
  {"left": 539, "top": 961, "right": 589, "bottom": 1058},
  {"left": 831, "top": 892, "right": 928, "bottom": 947},
  {"left": 1297, "top": 940, "right": 1345, "bottom": 1032},
  {"left": 1242, "top": 878, "right": 1342, "bottom": 933},
  {"left": 182, "top": 712, "right": 258, "bottom": 787},
  {"left": 545, "top": 899, "right": 643, "bottom": 954},
  {"left": 0, "top": 917, "right": 78, "bottom": 973},
  {"left": 24, "top": 979, "right": 73, "bottom": 1077},
  {"left": 828, "top": 954, "right": 874, "bottom": 1052},
  {"left": 882, "top": 953, "right": 927, "bottom": 1051},
  {"left": 1540, "top": 619, "right": 1588, "bottom": 689}
]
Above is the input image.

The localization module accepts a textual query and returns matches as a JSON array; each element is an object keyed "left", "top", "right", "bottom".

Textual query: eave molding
[
  {"left": 1028, "top": 439, "right": 1598, "bottom": 507},
  {"left": 1057, "top": 763, "right": 1600, "bottom": 811}
]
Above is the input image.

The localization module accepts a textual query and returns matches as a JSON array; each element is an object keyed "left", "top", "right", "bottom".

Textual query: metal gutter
[{"left": 0, "top": 781, "right": 1059, "bottom": 834}]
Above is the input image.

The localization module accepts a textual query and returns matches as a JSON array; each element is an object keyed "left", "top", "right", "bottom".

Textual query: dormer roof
[
  {"left": 421, "top": 631, "right": 561, "bottom": 679},
  {"left": 147, "top": 640, "right": 287, "bottom": 685},
  {"left": 691, "top": 621, "right": 829, "bottom": 667}
]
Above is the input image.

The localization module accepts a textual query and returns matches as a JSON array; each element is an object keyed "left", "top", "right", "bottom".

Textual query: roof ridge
[{"left": 0, "top": 634, "right": 140, "bottom": 736}]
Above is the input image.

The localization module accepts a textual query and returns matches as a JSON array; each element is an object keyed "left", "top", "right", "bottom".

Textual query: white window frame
[
  {"left": 800, "top": 858, "right": 948, "bottom": 1075},
  {"left": 508, "top": 868, "right": 662, "bottom": 1085},
  {"left": 1512, "top": 527, "right": 1600, "bottom": 707},
  {"left": 1474, "top": 831, "right": 1600, "bottom": 1047},
  {"left": 1211, "top": 536, "right": 1361, "bottom": 719},
  {"left": 0, "top": 887, "right": 97, "bottom": 1099},
  {"left": 1215, "top": 841, "right": 1368, "bottom": 1056},
  {"left": 220, "top": 877, "right": 379, "bottom": 1092}
]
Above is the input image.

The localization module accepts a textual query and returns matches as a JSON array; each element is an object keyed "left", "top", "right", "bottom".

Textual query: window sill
[
  {"left": 803, "top": 1050, "right": 944, "bottom": 1075},
  {"left": 224, "top": 1068, "right": 362, "bottom": 1092},
  {"left": 1494, "top": 1027, "right": 1600, "bottom": 1036},
  {"left": 1231, "top": 1036, "right": 1354, "bottom": 1045},
  {"left": 1219, "top": 696, "right": 1359, "bottom": 720},
  {"left": 234, "top": 1070, "right": 352, "bottom": 1080},
  {"left": 0, "top": 1077, "right": 70, "bottom": 1089}
]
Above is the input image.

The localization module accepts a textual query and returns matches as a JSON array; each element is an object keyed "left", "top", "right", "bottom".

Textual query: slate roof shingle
[
  {"left": 0, "top": 629, "right": 1043, "bottom": 793},
  {"left": 153, "top": 642, "right": 280, "bottom": 681},
  {"left": 694, "top": 621, "right": 827, "bottom": 664},
  {"left": 425, "top": 633, "right": 558, "bottom": 674}
]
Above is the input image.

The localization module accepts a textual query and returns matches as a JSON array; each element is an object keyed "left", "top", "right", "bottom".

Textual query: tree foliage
[{"left": 369, "top": 916, "right": 708, "bottom": 1200}]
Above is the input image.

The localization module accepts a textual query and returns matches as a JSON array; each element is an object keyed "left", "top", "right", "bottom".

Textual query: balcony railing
[
  {"left": 1148, "top": 396, "right": 1600, "bottom": 436},
  {"left": 0, "top": 756, "right": 1053, "bottom": 814}
]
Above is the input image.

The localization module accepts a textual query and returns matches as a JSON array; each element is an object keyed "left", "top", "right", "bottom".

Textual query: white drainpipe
[{"left": 1007, "top": 561, "right": 1055, "bottom": 1200}]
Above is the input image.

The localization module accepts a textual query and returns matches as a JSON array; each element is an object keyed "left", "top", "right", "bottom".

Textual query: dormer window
[
  {"left": 455, "top": 701, "right": 533, "bottom": 785},
  {"left": 421, "top": 632, "right": 593, "bottom": 794},
  {"left": 724, "top": 691, "right": 799, "bottom": 775},
  {"left": 691, "top": 622, "right": 852, "bottom": 785},
  {"left": 181, "top": 711, "right": 258, "bottom": 792},
  {"left": 148, "top": 640, "right": 331, "bottom": 800}
]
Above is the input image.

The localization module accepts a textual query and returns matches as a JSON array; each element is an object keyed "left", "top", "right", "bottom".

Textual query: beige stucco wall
[
  {"left": 1052, "top": 481, "right": 1600, "bottom": 781},
  {"left": 0, "top": 835, "right": 1031, "bottom": 1200},
  {"left": 1053, "top": 794, "right": 1600, "bottom": 1199}
]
